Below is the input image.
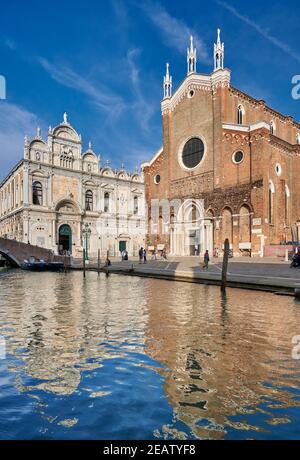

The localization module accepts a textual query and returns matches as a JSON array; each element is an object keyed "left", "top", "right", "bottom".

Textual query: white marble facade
[{"left": 0, "top": 114, "right": 145, "bottom": 258}]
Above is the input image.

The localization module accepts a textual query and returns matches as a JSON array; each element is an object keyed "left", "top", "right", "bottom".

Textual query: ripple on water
[{"left": 0, "top": 270, "right": 300, "bottom": 439}]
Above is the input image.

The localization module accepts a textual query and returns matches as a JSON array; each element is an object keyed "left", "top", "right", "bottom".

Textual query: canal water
[{"left": 0, "top": 269, "right": 300, "bottom": 440}]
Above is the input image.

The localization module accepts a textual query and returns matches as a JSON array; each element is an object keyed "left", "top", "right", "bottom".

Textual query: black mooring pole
[
  {"left": 97, "top": 249, "right": 100, "bottom": 276},
  {"left": 221, "top": 238, "right": 230, "bottom": 293},
  {"left": 83, "top": 248, "right": 86, "bottom": 278}
]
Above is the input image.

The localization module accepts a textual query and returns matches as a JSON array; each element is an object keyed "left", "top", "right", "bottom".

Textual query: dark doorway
[
  {"left": 59, "top": 225, "right": 72, "bottom": 255},
  {"left": 119, "top": 241, "right": 127, "bottom": 253}
]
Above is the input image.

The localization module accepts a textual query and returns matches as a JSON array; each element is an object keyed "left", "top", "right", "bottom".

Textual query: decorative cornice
[
  {"left": 161, "top": 69, "right": 231, "bottom": 114},
  {"left": 223, "top": 121, "right": 271, "bottom": 133},
  {"left": 270, "top": 137, "right": 300, "bottom": 157},
  {"left": 229, "top": 86, "right": 300, "bottom": 129}
]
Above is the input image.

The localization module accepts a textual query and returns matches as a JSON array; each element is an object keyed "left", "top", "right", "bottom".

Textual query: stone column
[
  {"left": 23, "top": 164, "right": 30, "bottom": 206},
  {"left": 48, "top": 173, "right": 53, "bottom": 207},
  {"left": 52, "top": 219, "right": 56, "bottom": 252}
]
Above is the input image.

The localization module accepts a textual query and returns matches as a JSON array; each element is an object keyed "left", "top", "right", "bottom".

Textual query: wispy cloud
[
  {"left": 3, "top": 38, "right": 17, "bottom": 50},
  {"left": 112, "top": 0, "right": 129, "bottom": 27},
  {"left": 39, "top": 58, "right": 128, "bottom": 119},
  {"left": 139, "top": 1, "right": 209, "bottom": 62},
  {"left": 126, "top": 48, "right": 156, "bottom": 133},
  {"left": 216, "top": 0, "right": 300, "bottom": 64},
  {"left": 0, "top": 102, "right": 41, "bottom": 180},
  {"left": 39, "top": 52, "right": 157, "bottom": 135}
]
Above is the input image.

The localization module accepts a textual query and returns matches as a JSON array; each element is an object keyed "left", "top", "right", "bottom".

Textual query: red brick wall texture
[{"left": 143, "top": 80, "right": 300, "bottom": 257}]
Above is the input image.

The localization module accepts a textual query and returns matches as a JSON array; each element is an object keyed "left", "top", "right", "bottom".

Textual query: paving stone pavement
[{"left": 80, "top": 256, "right": 300, "bottom": 288}]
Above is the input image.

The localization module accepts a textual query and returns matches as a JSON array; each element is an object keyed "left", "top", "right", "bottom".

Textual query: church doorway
[
  {"left": 188, "top": 230, "right": 200, "bottom": 256},
  {"left": 119, "top": 241, "right": 127, "bottom": 253},
  {"left": 59, "top": 224, "right": 72, "bottom": 255}
]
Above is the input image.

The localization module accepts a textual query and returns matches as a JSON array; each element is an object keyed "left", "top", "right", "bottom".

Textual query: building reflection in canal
[
  {"left": 144, "top": 283, "right": 300, "bottom": 438},
  {"left": 0, "top": 270, "right": 300, "bottom": 439}
]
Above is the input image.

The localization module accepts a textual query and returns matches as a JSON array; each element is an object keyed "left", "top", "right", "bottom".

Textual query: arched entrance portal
[
  {"left": 59, "top": 224, "right": 72, "bottom": 255},
  {"left": 171, "top": 199, "right": 207, "bottom": 256}
]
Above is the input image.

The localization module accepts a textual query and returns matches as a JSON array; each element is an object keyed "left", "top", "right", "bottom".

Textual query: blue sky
[{"left": 0, "top": 0, "right": 300, "bottom": 180}]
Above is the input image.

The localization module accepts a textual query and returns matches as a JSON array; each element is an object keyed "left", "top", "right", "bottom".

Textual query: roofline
[
  {"left": 0, "top": 159, "right": 24, "bottom": 188},
  {"left": 164, "top": 68, "right": 231, "bottom": 104},
  {"left": 230, "top": 86, "right": 300, "bottom": 129},
  {"left": 141, "top": 147, "right": 163, "bottom": 169}
]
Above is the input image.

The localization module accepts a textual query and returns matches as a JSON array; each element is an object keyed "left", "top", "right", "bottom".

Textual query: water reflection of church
[{"left": 0, "top": 114, "right": 145, "bottom": 258}]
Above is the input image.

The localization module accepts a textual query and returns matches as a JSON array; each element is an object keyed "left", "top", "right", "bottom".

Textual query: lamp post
[{"left": 82, "top": 223, "right": 91, "bottom": 262}]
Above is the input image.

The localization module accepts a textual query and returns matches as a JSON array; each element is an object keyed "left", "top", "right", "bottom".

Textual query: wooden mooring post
[
  {"left": 221, "top": 238, "right": 230, "bottom": 293},
  {"left": 106, "top": 249, "right": 110, "bottom": 277},
  {"left": 64, "top": 255, "right": 67, "bottom": 274},
  {"left": 83, "top": 248, "right": 86, "bottom": 278},
  {"left": 97, "top": 249, "right": 100, "bottom": 276}
]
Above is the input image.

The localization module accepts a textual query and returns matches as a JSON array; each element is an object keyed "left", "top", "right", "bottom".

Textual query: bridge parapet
[{"left": 0, "top": 237, "right": 69, "bottom": 268}]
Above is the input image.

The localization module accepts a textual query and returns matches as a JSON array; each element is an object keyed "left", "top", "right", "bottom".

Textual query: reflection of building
[
  {"left": 143, "top": 280, "right": 300, "bottom": 439},
  {"left": 143, "top": 30, "right": 300, "bottom": 257},
  {"left": 0, "top": 114, "right": 145, "bottom": 257}
]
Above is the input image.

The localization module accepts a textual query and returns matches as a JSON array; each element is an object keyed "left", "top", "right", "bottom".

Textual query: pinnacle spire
[
  {"left": 187, "top": 35, "right": 197, "bottom": 74},
  {"left": 214, "top": 28, "right": 224, "bottom": 71},
  {"left": 217, "top": 28, "right": 221, "bottom": 46},
  {"left": 190, "top": 35, "right": 194, "bottom": 51},
  {"left": 163, "top": 62, "right": 172, "bottom": 99}
]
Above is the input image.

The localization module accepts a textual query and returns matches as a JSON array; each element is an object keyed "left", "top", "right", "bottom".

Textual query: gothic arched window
[
  {"left": 270, "top": 121, "right": 275, "bottom": 135},
  {"left": 104, "top": 192, "right": 110, "bottom": 213},
  {"left": 237, "top": 105, "right": 244, "bottom": 125},
  {"left": 133, "top": 196, "right": 138, "bottom": 215},
  {"left": 85, "top": 190, "right": 93, "bottom": 211},
  {"left": 32, "top": 181, "right": 43, "bottom": 205},
  {"left": 191, "top": 203, "right": 197, "bottom": 222},
  {"left": 60, "top": 149, "right": 74, "bottom": 169}
]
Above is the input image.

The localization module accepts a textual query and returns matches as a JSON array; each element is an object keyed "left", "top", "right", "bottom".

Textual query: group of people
[
  {"left": 150, "top": 249, "right": 167, "bottom": 261},
  {"left": 138, "top": 247, "right": 168, "bottom": 263},
  {"left": 120, "top": 246, "right": 211, "bottom": 269},
  {"left": 138, "top": 247, "right": 147, "bottom": 264}
]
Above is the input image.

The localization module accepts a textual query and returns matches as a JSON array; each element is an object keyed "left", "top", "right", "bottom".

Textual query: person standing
[
  {"left": 139, "top": 247, "right": 143, "bottom": 264},
  {"left": 203, "top": 250, "right": 210, "bottom": 270},
  {"left": 143, "top": 248, "right": 147, "bottom": 264}
]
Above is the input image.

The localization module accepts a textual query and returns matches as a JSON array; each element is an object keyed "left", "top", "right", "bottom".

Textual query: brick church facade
[{"left": 143, "top": 30, "right": 300, "bottom": 257}]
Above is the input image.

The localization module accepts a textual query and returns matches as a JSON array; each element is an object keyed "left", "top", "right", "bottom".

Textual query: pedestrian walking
[
  {"left": 203, "top": 250, "right": 210, "bottom": 270},
  {"left": 143, "top": 248, "right": 147, "bottom": 264},
  {"left": 139, "top": 247, "right": 143, "bottom": 264},
  {"left": 160, "top": 249, "right": 166, "bottom": 260},
  {"left": 152, "top": 250, "right": 157, "bottom": 261}
]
